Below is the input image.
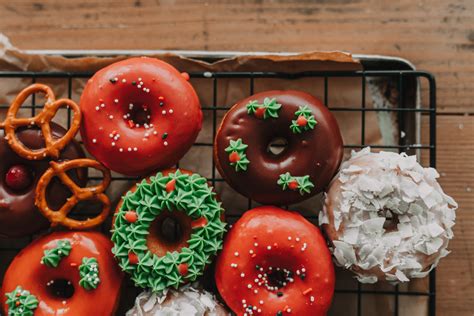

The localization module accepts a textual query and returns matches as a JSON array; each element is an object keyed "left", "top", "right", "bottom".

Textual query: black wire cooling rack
[{"left": 0, "top": 68, "right": 437, "bottom": 316}]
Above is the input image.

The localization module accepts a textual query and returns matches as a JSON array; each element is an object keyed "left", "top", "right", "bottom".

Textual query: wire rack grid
[{"left": 0, "top": 69, "right": 437, "bottom": 316}]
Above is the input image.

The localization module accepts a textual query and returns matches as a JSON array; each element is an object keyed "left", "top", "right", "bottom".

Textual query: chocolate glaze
[
  {"left": 0, "top": 123, "right": 86, "bottom": 238},
  {"left": 215, "top": 90, "right": 343, "bottom": 205}
]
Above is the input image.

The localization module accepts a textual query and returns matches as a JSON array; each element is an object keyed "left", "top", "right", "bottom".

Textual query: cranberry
[{"left": 5, "top": 165, "right": 33, "bottom": 191}]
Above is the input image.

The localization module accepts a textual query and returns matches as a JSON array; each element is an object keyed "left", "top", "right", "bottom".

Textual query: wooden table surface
[{"left": 0, "top": 0, "right": 472, "bottom": 315}]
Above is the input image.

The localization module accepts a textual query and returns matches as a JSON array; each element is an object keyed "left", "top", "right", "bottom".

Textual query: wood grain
[{"left": 0, "top": 0, "right": 473, "bottom": 314}]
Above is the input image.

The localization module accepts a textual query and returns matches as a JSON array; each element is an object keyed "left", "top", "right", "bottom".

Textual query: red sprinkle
[
  {"left": 70, "top": 262, "right": 78, "bottom": 267},
  {"left": 125, "top": 211, "right": 138, "bottom": 223},
  {"left": 229, "top": 151, "right": 240, "bottom": 163},
  {"left": 15, "top": 301, "right": 20, "bottom": 306},
  {"left": 5, "top": 165, "right": 33, "bottom": 191},
  {"left": 15, "top": 293, "right": 20, "bottom": 297},
  {"left": 128, "top": 252, "right": 139, "bottom": 264},
  {"left": 288, "top": 180, "right": 299, "bottom": 191},
  {"left": 254, "top": 107, "right": 266, "bottom": 119},
  {"left": 178, "top": 263, "right": 189, "bottom": 276},
  {"left": 128, "top": 120, "right": 135, "bottom": 128},
  {"left": 181, "top": 72, "right": 190, "bottom": 81},
  {"left": 303, "top": 288, "right": 313, "bottom": 295},
  {"left": 296, "top": 115, "right": 308, "bottom": 127},
  {"left": 158, "top": 96, "right": 165, "bottom": 101},
  {"left": 165, "top": 179, "right": 176, "bottom": 193},
  {"left": 191, "top": 217, "right": 208, "bottom": 229}
]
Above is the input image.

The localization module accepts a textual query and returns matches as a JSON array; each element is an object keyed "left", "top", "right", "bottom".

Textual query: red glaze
[
  {"left": 215, "top": 206, "right": 335, "bottom": 316},
  {"left": 80, "top": 57, "right": 202, "bottom": 176},
  {"left": 1, "top": 231, "right": 123, "bottom": 316},
  {"left": 4, "top": 165, "right": 33, "bottom": 191}
]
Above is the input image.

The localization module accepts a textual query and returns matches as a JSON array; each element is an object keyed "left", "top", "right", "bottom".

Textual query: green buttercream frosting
[
  {"left": 290, "top": 105, "right": 318, "bottom": 134},
  {"left": 111, "top": 170, "right": 226, "bottom": 293},
  {"left": 41, "top": 239, "right": 72, "bottom": 268},
  {"left": 225, "top": 138, "right": 250, "bottom": 172},
  {"left": 5, "top": 286, "right": 38, "bottom": 316},
  {"left": 277, "top": 172, "right": 315, "bottom": 195},
  {"left": 79, "top": 257, "right": 100, "bottom": 290},
  {"left": 246, "top": 97, "right": 282, "bottom": 119}
]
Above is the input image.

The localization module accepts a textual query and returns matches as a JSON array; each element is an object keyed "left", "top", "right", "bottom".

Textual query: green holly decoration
[
  {"left": 246, "top": 97, "right": 282, "bottom": 119},
  {"left": 277, "top": 172, "right": 314, "bottom": 195},
  {"left": 79, "top": 257, "right": 100, "bottom": 290},
  {"left": 225, "top": 138, "right": 250, "bottom": 172},
  {"left": 5, "top": 286, "right": 38, "bottom": 316},
  {"left": 41, "top": 239, "right": 72, "bottom": 268},
  {"left": 290, "top": 105, "right": 318, "bottom": 134}
]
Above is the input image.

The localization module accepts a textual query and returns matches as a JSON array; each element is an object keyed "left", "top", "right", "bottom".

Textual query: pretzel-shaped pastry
[
  {"left": 35, "top": 159, "right": 111, "bottom": 230},
  {"left": 0, "top": 83, "right": 81, "bottom": 160}
]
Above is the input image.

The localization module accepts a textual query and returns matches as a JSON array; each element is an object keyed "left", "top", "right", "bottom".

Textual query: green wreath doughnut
[{"left": 111, "top": 169, "right": 226, "bottom": 293}]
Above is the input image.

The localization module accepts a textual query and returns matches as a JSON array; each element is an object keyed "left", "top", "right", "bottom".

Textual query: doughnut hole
[
  {"left": 378, "top": 209, "right": 399, "bottom": 232},
  {"left": 266, "top": 137, "right": 288, "bottom": 156},
  {"left": 123, "top": 103, "right": 152, "bottom": 128},
  {"left": 46, "top": 279, "right": 75, "bottom": 300},
  {"left": 146, "top": 211, "right": 192, "bottom": 257}
]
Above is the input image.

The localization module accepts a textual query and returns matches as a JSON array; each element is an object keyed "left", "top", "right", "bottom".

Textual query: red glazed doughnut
[
  {"left": 214, "top": 90, "right": 343, "bottom": 205},
  {"left": 1, "top": 231, "right": 123, "bottom": 315},
  {"left": 215, "top": 206, "right": 335, "bottom": 316},
  {"left": 80, "top": 57, "right": 202, "bottom": 176}
]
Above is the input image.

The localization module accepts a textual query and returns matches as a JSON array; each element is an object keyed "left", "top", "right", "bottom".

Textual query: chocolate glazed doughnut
[
  {"left": 215, "top": 90, "right": 344, "bottom": 205},
  {"left": 0, "top": 123, "right": 86, "bottom": 238}
]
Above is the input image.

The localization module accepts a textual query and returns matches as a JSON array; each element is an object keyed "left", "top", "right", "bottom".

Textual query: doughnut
[
  {"left": 79, "top": 57, "right": 202, "bottom": 176},
  {"left": 214, "top": 90, "right": 343, "bottom": 205},
  {"left": 111, "top": 169, "right": 226, "bottom": 293},
  {"left": 1, "top": 231, "right": 124, "bottom": 315},
  {"left": 320, "top": 148, "right": 458, "bottom": 283},
  {"left": 215, "top": 206, "right": 335, "bottom": 316},
  {"left": 0, "top": 124, "right": 86, "bottom": 238},
  {"left": 126, "top": 285, "right": 230, "bottom": 315}
]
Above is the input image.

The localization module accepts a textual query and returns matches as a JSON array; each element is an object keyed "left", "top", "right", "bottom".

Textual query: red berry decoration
[
  {"left": 5, "top": 164, "right": 33, "bottom": 191},
  {"left": 178, "top": 263, "right": 189, "bottom": 276},
  {"left": 124, "top": 211, "right": 138, "bottom": 223},
  {"left": 229, "top": 151, "right": 240, "bottom": 163},
  {"left": 296, "top": 115, "right": 308, "bottom": 127},
  {"left": 288, "top": 180, "right": 299, "bottom": 191},
  {"left": 128, "top": 252, "right": 139, "bottom": 264},
  {"left": 165, "top": 179, "right": 176, "bottom": 193},
  {"left": 254, "top": 107, "right": 266, "bottom": 119}
]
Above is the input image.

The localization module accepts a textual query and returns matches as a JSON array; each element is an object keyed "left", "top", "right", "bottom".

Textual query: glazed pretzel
[
  {"left": 0, "top": 83, "right": 81, "bottom": 160},
  {"left": 35, "top": 159, "right": 111, "bottom": 230}
]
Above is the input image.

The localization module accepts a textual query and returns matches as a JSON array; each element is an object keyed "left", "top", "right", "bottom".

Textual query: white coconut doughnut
[
  {"left": 320, "top": 147, "right": 457, "bottom": 283},
  {"left": 126, "top": 285, "right": 230, "bottom": 316}
]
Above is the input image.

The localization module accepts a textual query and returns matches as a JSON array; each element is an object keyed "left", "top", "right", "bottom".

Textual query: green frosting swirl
[
  {"left": 5, "top": 286, "right": 38, "bottom": 316},
  {"left": 290, "top": 105, "right": 318, "bottom": 134},
  {"left": 41, "top": 239, "right": 72, "bottom": 268},
  {"left": 79, "top": 257, "right": 100, "bottom": 290},
  {"left": 111, "top": 170, "right": 226, "bottom": 293},
  {"left": 225, "top": 138, "right": 250, "bottom": 172},
  {"left": 277, "top": 172, "right": 315, "bottom": 195},
  {"left": 246, "top": 97, "right": 282, "bottom": 119}
]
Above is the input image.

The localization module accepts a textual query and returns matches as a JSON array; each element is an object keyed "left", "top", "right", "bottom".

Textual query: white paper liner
[{"left": 321, "top": 147, "right": 457, "bottom": 283}]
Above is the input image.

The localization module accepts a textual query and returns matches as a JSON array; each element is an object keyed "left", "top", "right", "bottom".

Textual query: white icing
[
  {"left": 126, "top": 284, "right": 229, "bottom": 316},
  {"left": 322, "top": 148, "right": 457, "bottom": 283}
]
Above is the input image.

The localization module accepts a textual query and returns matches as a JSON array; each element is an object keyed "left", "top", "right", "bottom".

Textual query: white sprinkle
[
  {"left": 169, "top": 109, "right": 174, "bottom": 114},
  {"left": 234, "top": 252, "right": 239, "bottom": 257},
  {"left": 122, "top": 79, "right": 126, "bottom": 83},
  {"left": 144, "top": 133, "right": 149, "bottom": 137},
  {"left": 240, "top": 273, "right": 245, "bottom": 277},
  {"left": 138, "top": 77, "right": 142, "bottom": 81},
  {"left": 259, "top": 300, "right": 264, "bottom": 305},
  {"left": 296, "top": 237, "right": 300, "bottom": 242},
  {"left": 247, "top": 284, "right": 252, "bottom": 289},
  {"left": 288, "top": 236, "right": 292, "bottom": 240},
  {"left": 133, "top": 147, "right": 138, "bottom": 151},
  {"left": 95, "top": 106, "right": 100, "bottom": 111},
  {"left": 287, "top": 308, "right": 292, "bottom": 312},
  {"left": 129, "top": 103, "right": 134, "bottom": 109},
  {"left": 111, "top": 142, "right": 116, "bottom": 146},
  {"left": 301, "top": 268, "right": 306, "bottom": 273},
  {"left": 92, "top": 139, "right": 97, "bottom": 143},
  {"left": 254, "top": 289, "right": 258, "bottom": 294},
  {"left": 267, "top": 246, "right": 272, "bottom": 250},
  {"left": 128, "top": 147, "right": 132, "bottom": 152},
  {"left": 119, "top": 148, "right": 123, "bottom": 152},
  {"left": 249, "top": 250, "right": 254, "bottom": 254},
  {"left": 109, "top": 115, "right": 114, "bottom": 119},
  {"left": 162, "top": 110, "right": 166, "bottom": 115},
  {"left": 231, "top": 263, "right": 238, "bottom": 268},
  {"left": 137, "top": 85, "right": 142, "bottom": 89},
  {"left": 109, "top": 133, "right": 114, "bottom": 138},
  {"left": 143, "top": 88, "right": 147, "bottom": 92},
  {"left": 254, "top": 243, "right": 258, "bottom": 247},
  {"left": 310, "top": 296, "right": 315, "bottom": 302},
  {"left": 114, "top": 99, "right": 119, "bottom": 103},
  {"left": 153, "top": 131, "right": 158, "bottom": 135},
  {"left": 123, "top": 115, "right": 128, "bottom": 119},
  {"left": 100, "top": 103, "right": 105, "bottom": 108},
  {"left": 164, "top": 141, "right": 168, "bottom": 146},
  {"left": 242, "top": 299, "right": 246, "bottom": 304},
  {"left": 62, "top": 300, "right": 66, "bottom": 305}
]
